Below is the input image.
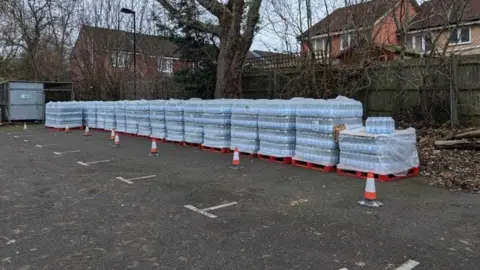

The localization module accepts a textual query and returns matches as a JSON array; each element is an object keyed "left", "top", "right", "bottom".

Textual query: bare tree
[{"left": 155, "top": 0, "right": 263, "bottom": 98}]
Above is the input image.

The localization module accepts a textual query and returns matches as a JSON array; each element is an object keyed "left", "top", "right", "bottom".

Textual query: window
[
  {"left": 340, "top": 33, "right": 351, "bottom": 50},
  {"left": 112, "top": 52, "right": 129, "bottom": 67},
  {"left": 449, "top": 27, "right": 471, "bottom": 44},
  {"left": 313, "top": 38, "right": 328, "bottom": 58},
  {"left": 158, "top": 57, "right": 173, "bottom": 73}
]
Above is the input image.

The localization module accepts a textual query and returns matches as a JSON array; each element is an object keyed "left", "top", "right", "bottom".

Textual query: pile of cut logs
[{"left": 434, "top": 128, "right": 480, "bottom": 150}]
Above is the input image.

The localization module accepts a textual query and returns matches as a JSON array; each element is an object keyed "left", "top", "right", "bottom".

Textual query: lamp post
[{"left": 120, "top": 7, "right": 136, "bottom": 99}]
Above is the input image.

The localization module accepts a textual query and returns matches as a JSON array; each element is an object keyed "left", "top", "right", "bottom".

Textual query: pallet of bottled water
[
  {"left": 230, "top": 100, "right": 259, "bottom": 154},
  {"left": 85, "top": 101, "right": 98, "bottom": 128},
  {"left": 136, "top": 100, "right": 151, "bottom": 136},
  {"left": 95, "top": 101, "right": 106, "bottom": 129},
  {"left": 125, "top": 101, "right": 138, "bottom": 134},
  {"left": 45, "top": 102, "right": 57, "bottom": 127},
  {"left": 257, "top": 100, "right": 296, "bottom": 157},
  {"left": 104, "top": 101, "right": 116, "bottom": 131},
  {"left": 366, "top": 117, "right": 395, "bottom": 134},
  {"left": 45, "top": 101, "right": 83, "bottom": 128},
  {"left": 338, "top": 127, "right": 419, "bottom": 175},
  {"left": 149, "top": 100, "right": 166, "bottom": 139},
  {"left": 165, "top": 99, "right": 185, "bottom": 142},
  {"left": 202, "top": 99, "right": 233, "bottom": 148},
  {"left": 184, "top": 99, "right": 204, "bottom": 144},
  {"left": 115, "top": 101, "right": 127, "bottom": 132},
  {"left": 294, "top": 97, "right": 364, "bottom": 167}
]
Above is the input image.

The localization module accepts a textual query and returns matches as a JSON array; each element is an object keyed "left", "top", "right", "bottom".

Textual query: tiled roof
[
  {"left": 299, "top": 0, "right": 399, "bottom": 38},
  {"left": 409, "top": 0, "right": 480, "bottom": 31}
]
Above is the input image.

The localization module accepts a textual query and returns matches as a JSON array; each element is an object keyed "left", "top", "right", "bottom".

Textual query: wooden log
[
  {"left": 454, "top": 129, "right": 480, "bottom": 140},
  {"left": 435, "top": 139, "right": 480, "bottom": 150}
]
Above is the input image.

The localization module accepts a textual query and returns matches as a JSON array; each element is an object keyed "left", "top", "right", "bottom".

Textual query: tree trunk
[{"left": 214, "top": 35, "right": 246, "bottom": 98}]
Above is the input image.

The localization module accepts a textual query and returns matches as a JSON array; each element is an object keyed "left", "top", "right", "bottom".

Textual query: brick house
[
  {"left": 299, "top": 0, "right": 419, "bottom": 62},
  {"left": 406, "top": 0, "right": 480, "bottom": 56},
  {"left": 70, "top": 26, "right": 194, "bottom": 99}
]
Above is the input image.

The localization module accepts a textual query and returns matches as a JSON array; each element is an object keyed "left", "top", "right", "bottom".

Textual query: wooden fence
[{"left": 242, "top": 55, "right": 480, "bottom": 126}]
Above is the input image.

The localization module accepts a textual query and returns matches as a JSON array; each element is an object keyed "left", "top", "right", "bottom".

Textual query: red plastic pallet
[
  {"left": 239, "top": 151, "right": 257, "bottom": 157},
  {"left": 165, "top": 140, "right": 186, "bottom": 146},
  {"left": 336, "top": 167, "right": 420, "bottom": 182},
  {"left": 292, "top": 159, "right": 335, "bottom": 172},
  {"left": 184, "top": 142, "right": 201, "bottom": 148},
  {"left": 200, "top": 145, "right": 231, "bottom": 154},
  {"left": 150, "top": 137, "right": 167, "bottom": 143},
  {"left": 258, "top": 154, "right": 292, "bottom": 164},
  {"left": 47, "top": 126, "right": 83, "bottom": 132}
]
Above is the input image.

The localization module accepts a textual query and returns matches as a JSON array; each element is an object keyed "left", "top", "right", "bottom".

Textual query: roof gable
[
  {"left": 300, "top": 0, "right": 400, "bottom": 38},
  {"left": 79, "top": 26, "right": 182, "bottom": 58},
  {"left": 409, "top": 0, "right": 480, "bottom": 31}
]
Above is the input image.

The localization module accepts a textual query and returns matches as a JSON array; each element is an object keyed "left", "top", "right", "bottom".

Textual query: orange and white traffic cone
[
  {"left": 23, "top": 122, "right": 28, "bottom": 131},
  {"left": 113, "top": 133, "right": 120, "bottom": 147},
  {"left": 358, "top": 172, "right": 383, "bottom": 207},
  {"left": 230, "top": 148, "right": 241, "bottom": 169},
  {"left": 83, "top": 126, "right": 91, "bottom": 136},
  {"left": 109, "top": 129, "right": 115, "bottom": 140},
  {"left": 150, "top": 138, "right": 158, "bottom": 156},
  {"left": 65, "top": 125, "right": 70, "bottom": 133}
]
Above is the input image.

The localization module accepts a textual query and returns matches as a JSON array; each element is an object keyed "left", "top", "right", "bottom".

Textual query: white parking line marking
[
  {"left": 53, "top": 150, "right": 80, "bottom": 155},
  {"left": 7, "top": 132, "right": 30, "bottom": 135},
  {"left": 395, "top": 260, "right": 420, "bottom": 270},
  {"left": 23, "top": 140, "right": 29, "bottom": 142},
  {"left": 115, "top": 175, "right": 156, "bottom": 185},
  {"left": 77, "top": 160, "right": 111, "bottom": 167},
  {"left": 184, "top": 202, "right": 238, "bottom": 219},
  {"left": 184, "top": 205, "right": 218, "bottom": 218},
  {"left": 115, "top": 177, "right": 134, "bottom": 185},
  {"left": 202, "top": 202, "right": 238, "bottom": 211},
  {"left": 14, "top": 135, "right": 33, "bottom": 138},
  {"left": 36, "top": 144, "right": 56, "bottom": 148},
  {"left": 338, "top": 268, "right": 349, "bottom": 270}
]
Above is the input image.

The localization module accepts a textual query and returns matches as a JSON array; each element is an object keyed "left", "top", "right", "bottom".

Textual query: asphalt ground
[{"left": 0, "top": 125, "right": 478, "bottom": 270}]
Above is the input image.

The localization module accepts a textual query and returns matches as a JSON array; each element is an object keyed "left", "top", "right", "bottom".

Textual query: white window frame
[
  {"left": 411, "top": 35, "right": 416, "bottom": 50},
  {"left": 340, "top": 33, "right": 351, "bottom": 51},
  {"left": 158, "top": 57, "right": 174, "bottom": 73},
  {"left": 112, "top": 52, "right": 129, "bottom": 67},
  {"left": 449, "top": 27, "right": 471, "bottom": 45}
]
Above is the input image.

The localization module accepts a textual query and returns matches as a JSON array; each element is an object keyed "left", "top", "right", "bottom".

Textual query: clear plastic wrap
[{"left": 338, "top": 127, "right": 419, "bottom": 175}]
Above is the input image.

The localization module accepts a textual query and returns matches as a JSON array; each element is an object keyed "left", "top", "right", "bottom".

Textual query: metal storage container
[{"left": 0, "top": 81, "right": 73, "bottom": 121}]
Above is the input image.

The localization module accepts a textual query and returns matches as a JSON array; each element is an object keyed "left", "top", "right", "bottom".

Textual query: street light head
[{"left": 120, "top": 8, "right": 135, "bottom": 14}]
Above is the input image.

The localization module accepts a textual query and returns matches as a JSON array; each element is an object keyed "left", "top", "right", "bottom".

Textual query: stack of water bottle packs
[
  {"left": 95, "top": 101, "right": 106, "bottom": 130},
  {"left": 337, "top": 117, "right": 419, "bottom": 175},
  {"left": 165, "top": 99, "right": 185, "bottom": 142},
  {"left": 230, "top": 100, "right": 259, "bottom": 154},
  {"left": 104, "top": 102, "right": 116, "bottom": 131},
  {"left": 294, "top": 97, "right": 363, "bottom": 167},
  {"left": 45, "top": 101, "right": 83, "bottom": 128},
  {"left": 257, "top": 100, "right": 296, "bottom": 158},
  {"left": 125, "top": 101, "right": 138, "bottom": 134},
  {"left": 149, "top": 100, "right": 166, "bottom": 139},
  {"left": 115, "top": 101, "right": 127, "bottom": 132},
  {"left": 135, "top": 100, "right": 151, "bottom": 136},
  {"left": 183, "top": 99, "right": 204, "bottom": 144},
  {"left": 202, "top": 99, "right": 233, "bottom": 148},
  {"left": 44, "top": 98, "right": 419, "bottom": 178}
]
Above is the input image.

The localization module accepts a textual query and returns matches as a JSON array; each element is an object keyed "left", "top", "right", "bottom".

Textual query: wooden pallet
[
  {"left": 257, "top": 154, "right": 292, "bottom": 164},
  {"left": 336, "top": 167, "right": 420, "bottom": 182},
  {"left": 47, "top": 126, "right": 83, "bottom": 132},
  {"left": 292, "top": 159, "right": 335, "bottom": 172},
  {"left": 165, "top": 140, "right": 186, "bottom": 146},
  {"left": 201, "top": 145, "right": 231, "bottom": 153}
]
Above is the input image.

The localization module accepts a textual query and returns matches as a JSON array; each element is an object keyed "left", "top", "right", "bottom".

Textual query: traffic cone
[
  {"left": 229, "top": 148, "right": 241, "bottom": 169},
  {"left": 23, "top": 122, "right": 28, "bottom": 131},
  {"left": 150, "top": 138, "right": 158, "bottom": 156},
  {"left": 83, "top": 126, "right": 91, "bottom": 136},
  {"left": 109, "top": 129, "right": 115, "bottom": 140},
  {"left": 358, "top": 172, "right": 383, "bottom": 207},
  {"left": 113, "top": 133, "right": 120, "bottom": 147},
  {"left": 65, "top": 125, "right": 70, "bottom": 133}
]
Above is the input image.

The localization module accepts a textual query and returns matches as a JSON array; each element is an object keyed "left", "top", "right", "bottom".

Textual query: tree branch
[
  {"left": 196, "top": 0, "right": 231, "bottom": 19},
  {"left": 156, "top": 0, "right": 221, "bottom": 36},
  {"left": 242, "top": 0, "right": 262, "bottom": 42}
]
